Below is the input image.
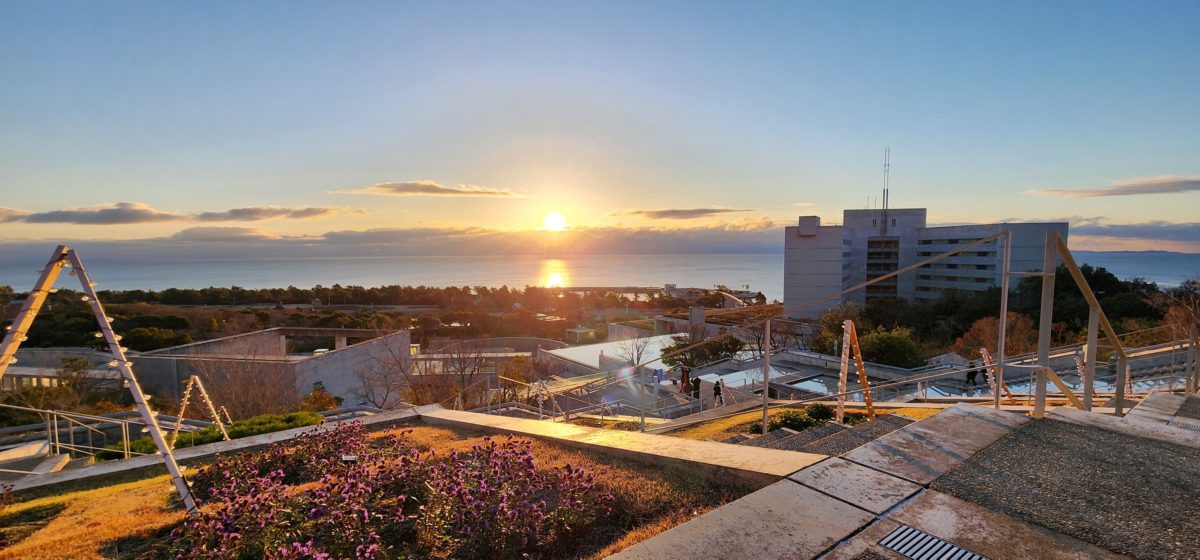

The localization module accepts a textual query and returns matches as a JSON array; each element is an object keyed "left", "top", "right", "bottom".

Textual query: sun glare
[
  {"left": 540, "top": 211, "right": 568, "bottom": 231},
  {"left": 545, "top": 272, "right": 565, "bottom": 288}
]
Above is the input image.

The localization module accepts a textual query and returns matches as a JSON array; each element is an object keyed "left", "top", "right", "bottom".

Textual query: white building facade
[{"left": 784, "top": 209, "right": 1068, "bottom": 319}]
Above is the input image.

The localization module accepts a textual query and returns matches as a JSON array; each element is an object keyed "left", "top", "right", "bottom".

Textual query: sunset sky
[{"left": 1, "top": 0, "right": 1198, "bottom": 254}]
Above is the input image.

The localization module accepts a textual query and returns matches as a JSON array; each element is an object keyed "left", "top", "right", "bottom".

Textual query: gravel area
[
  {"left": 1176, "top": 396, "right": 1200, "bottom": 420},
  {"left": 801, "top": 414, "right": 914, "bottom": 456},
  {"left": 931, "top": 419, "right": 1200, "bottom": 560},
  {"left": 766, "top": 422, "right": 847, "bottom": 451}
]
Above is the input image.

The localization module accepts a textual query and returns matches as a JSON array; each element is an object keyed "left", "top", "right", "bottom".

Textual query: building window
[
  {"left": 872, "top": 219, "right": 877, "bottom": 227},
  {"left": 891, "top": 218, "right": 896, "bottom": 227}
]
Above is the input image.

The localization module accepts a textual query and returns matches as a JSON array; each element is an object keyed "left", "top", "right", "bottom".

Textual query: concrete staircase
[{"left": 735, "top": 414, "right": 914, "bottom": 455}]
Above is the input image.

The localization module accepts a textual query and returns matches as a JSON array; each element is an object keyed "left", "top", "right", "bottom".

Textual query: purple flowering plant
[{"left": 169, "top": 422, "right": 612, "bottom": 559}]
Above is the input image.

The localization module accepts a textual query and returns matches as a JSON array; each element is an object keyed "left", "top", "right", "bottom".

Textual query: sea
[{"left": 0, "top": 251, "right": 1196, "bottom": 302}]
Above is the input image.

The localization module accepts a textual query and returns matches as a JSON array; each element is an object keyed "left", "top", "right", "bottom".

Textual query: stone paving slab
[
  {"left": 420, "top": 407, "right": 826, "bottom": 488},
  {"left": 821, "top": 519, "right": 906, "bottom": 560},
  {"left": 1049, "top": 406, "right": 1200, "bottom": 448},
  {"left": 841, "top": 404, "right": 1028, "bottom": 485},
  {"left": 1125, "top": 392, "right": 1186, "bottom": 425},
  {"left": 883, "top": 491, "right": 1130, "bottom": 560},
  {"left": 788, "top": 458, "right": 921, "bottom": 515},
  {"left": 607, "top": 479, "right": 875, "bottom": 560}
]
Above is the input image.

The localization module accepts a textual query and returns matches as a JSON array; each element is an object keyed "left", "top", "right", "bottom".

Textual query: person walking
[{"left": 713, "top": 381, "right": 724, "bottom": 406}]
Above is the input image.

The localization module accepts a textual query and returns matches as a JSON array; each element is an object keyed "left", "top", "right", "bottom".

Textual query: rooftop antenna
[{"left": 881, "top": 147, "right": 891, "bottom": 235}]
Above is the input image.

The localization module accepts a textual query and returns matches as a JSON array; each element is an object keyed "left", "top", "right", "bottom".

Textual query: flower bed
[{"left": 147, "top": 422, "right": 743, "bottom": 559}]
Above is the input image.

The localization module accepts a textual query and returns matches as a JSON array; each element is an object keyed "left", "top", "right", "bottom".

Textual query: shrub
[
  {"left": 805, "top": 403, "right": 835, "bottom": 422},
  {"left": 747, "top": 409, "right": 816, "bottom": 433},
  {"left": 97, "top": 411, "right": 324, "bottom": 460}
]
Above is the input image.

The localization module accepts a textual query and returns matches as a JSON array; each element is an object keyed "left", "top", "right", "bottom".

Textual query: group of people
[{"left": 673, "top": 367, "right": 732, "bottom": 406}]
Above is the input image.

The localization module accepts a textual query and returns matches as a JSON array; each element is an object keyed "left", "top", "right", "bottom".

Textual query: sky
[{"left": 1, "top": 0, "right": 1198, "bottom": 255}]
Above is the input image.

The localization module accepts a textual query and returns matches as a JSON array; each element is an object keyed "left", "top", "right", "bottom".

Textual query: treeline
[
  {"left": 810, "top": 265, "right": 1194, "bottom": 366},
  {"left": 76, "top": 284, "right": 680, "bottom": 312}
]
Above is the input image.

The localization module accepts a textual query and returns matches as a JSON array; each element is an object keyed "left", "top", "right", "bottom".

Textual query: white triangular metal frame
[
  {"left": 0, "top": 246, "right": 197, "bottom": 513},
  {"left": 169, "top": 374, "right": 231, "bottom": 448}
]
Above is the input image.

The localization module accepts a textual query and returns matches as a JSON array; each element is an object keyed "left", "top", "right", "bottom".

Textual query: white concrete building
[{"left": 784, "top": 209, "right": 1068, "bottom": 319}]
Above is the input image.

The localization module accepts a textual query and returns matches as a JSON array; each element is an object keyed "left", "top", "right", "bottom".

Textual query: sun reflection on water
[{"left": 540, "top": 259, "right": 570, "bottom": 288}]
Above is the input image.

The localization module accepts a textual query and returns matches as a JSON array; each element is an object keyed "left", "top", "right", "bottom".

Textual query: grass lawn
[
  {"left": 0, "top": 424, "right": 747, "bottom": 559},
  {"left": 0, "top": 474, "right": 183, "bottom": 559},
  {"left": 665, "top": 405, "right": 941, "bottom": 441}
]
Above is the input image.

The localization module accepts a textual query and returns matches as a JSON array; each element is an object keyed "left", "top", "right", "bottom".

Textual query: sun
[{"left": 540, "top": 211, "right": 568, "bottom": 231}]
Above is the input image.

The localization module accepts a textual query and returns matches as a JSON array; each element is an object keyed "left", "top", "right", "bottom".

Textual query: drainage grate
[
  {"left": 1171, "top": 419, "right": 1200, "bottom": 432},
  {"left": 879, "top": 525, "right": 987, "bottom": 560}
]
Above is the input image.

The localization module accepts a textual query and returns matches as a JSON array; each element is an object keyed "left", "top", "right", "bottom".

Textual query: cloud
[
  {"left": 194, "top": 206, "right": 350, "bottom": 222},
  {"left": 20, "top": 202, "right": 182, "bottom": 224},
  {"left": 338, "top": 180, "right": 524, "bottom": 198},
  {"left": 1028, "top": 174, "right": 1200, "bottom": 198},
  {"left": 0, "top": 207, "right": 31, "bottom": 223},
  {"left": 3, "top": 202, "right": 358, "bottom": 225},
  {"left": 169, "top": 227, "right": 281, "bottom": 242},
  {"left": 617, "top": 207, "right": 754, "bottom": 220},
  {"left": 1071, "top": 220, "right": 1200, "bottom": 242}
]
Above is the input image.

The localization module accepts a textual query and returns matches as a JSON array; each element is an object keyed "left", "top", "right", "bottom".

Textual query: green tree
[
  {"left": 124, "top": 327, "right": 193, "bottom": 351},
  {"left": 661, "top": 328, "right": 743, "bottom": 369},
  {"left": 858, "top": 327, "right": 924, "bottom": 368}
]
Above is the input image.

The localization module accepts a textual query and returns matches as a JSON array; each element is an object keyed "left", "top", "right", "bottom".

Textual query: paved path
[{"left": 608, "top": 404, "right": 1031, "bottom": 560}]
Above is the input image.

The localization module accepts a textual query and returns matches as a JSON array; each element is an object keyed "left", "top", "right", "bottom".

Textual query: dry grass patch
[{"left": 0, "top": 474, "right": 183, "bottom": 560}]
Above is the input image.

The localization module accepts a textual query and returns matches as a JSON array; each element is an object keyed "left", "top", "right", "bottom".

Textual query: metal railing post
[
  {"left": 996, "top": 230, "right": 1012, "bottom": 410},
  {"left": 1034, "top": 231, "right": 1057, "bottom": 419},
  {"left": 1084, "top": 307, "right": 1099, "bottom": 410}
]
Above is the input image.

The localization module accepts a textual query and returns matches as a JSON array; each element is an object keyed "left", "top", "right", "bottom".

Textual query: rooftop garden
[{"left": 0, "top": 422, "right": 747, "bottom": 559}]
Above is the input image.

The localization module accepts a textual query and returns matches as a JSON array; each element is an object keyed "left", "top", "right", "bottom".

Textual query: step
[
  {"left": 842, "top": 404, "right": 1029, "bottom": 485},
  {"left": 64, "top": 456, "right": 95, "bottom": 470},
  {"left": 763, "top": 422, "right": 847, "bottom": 452},
  {"left": 0, "top": 441, "right": 49, "bottom": 463},
  {"left": 800, "top": 414, "right": 914, "bottom": 456},
  {"left": 741, "top": 428, "right": 798, "bottom": 448},
  {"left": 1123, "top": 392, "right": 1186, "bottom": 427},
  {"left": 31, "top": 453, "right": 70, "bottom": 475}
]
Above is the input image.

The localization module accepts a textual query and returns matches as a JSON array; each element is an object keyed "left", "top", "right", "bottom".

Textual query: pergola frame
[{"left": 0, "top": 246, "right": 197, "bottom": 512}]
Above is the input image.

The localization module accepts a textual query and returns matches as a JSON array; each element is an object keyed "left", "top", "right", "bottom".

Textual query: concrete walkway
[
  {"left": 608, "top": 404, "right": 1032, "bottom": 559},
  {"left": 1124, "top": 391, "right": 1199, "bottom": 431}
]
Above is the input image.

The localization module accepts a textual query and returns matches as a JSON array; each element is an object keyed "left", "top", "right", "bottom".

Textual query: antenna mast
[{"left": 881, "top": 147, "right": 891, "bottom": 235}]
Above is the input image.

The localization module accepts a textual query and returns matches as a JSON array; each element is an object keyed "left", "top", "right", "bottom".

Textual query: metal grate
[
  {"left": 879, "top": 525, "right": 987, "bottom": 560},
  {"left": 1171, "top": 419, "right": 1200, "bottom": 432}
]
